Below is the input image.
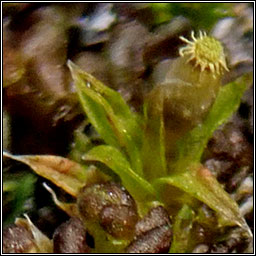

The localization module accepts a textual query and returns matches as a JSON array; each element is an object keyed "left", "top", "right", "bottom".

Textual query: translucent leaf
[
  {"left": 3, "top": 152, "right": 88, "bottom": 197},
  {"left": 68, "top": 60, "right": 143, "bottom": 175},
  {"left": 84, "top": 145, "right": 158, "bottom": 213},
  {"left": 155, "top": 164, "right": 247, "bottom": 228},
  {"left": 173, "top": 74, "right": 252, "bottom": 170},
  {"left": 43, "top": 183, "right": 79, "bottom": 217},
  {"left": 169, "top": 204, "right": 195, "bottom": 253},
  {"left": 141, "top": 101, "right": 167, "bottom": 181},
  {"left": 15, "top": 214, "right": 53, "bottom": 253},
  {"left": 85, "top": 221, "right": 129, "bottom": 253}
]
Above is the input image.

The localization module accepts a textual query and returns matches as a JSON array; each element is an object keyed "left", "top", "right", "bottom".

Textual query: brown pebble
[
  {"left": 126, "top": 206, "right": 172, "bottom": 253},
  {"left": 126, "top": 225, "right": 172, "bottom": 253},
  {"left": 134, "top": 206, "right": 171, "bottom": 236},
  {"left": 3, "top": 224, "right": 36, "bottom": 253},
  {"left": 77, "top": 182, "right": 137, "bottom": 220}
]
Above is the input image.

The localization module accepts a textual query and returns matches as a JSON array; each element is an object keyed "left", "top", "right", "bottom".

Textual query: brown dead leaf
[{"left": 3, "top": 152, "right": 87, "bottom": 197}]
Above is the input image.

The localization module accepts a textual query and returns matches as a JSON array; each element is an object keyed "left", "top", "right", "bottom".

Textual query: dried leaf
[
  {"left": 3, "top": 152, "right": 87, "bottom": 197},
  {"left": 15, "top": 214, "right": 53, "bottom": 253},
  {"left": 43, "top": 183, "right": 79, "bottom": 217}
]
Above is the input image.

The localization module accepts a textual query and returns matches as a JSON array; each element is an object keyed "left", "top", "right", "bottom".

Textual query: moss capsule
[
  {"left": 179, "top": 31, "right": 229, "bottom": 75},
  {"left": 147, "top": 31, "right": 229, "bottom": 158}
]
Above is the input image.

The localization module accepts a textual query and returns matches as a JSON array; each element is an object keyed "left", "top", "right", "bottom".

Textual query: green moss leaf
[
  {"left": 84, "top": 222, "right": 129, "bottom": 253},
  {"left": 169, "top": 204, "right": 195, "bottom": 253},
  {"left": 151, "top": 3, "right": 234, "bottom": 30},
  {"left": 154, "top": 74, "right": 252, "bottom": 231},
  {"left": 68, "top": 60, "right": 143, "bottom": 176},
  {"left": 84, "top": 145, "right": 158, "bottom": 214},
  {"left": 141, "top": 101, "right": 167, "bottom": 181},
  {"left": 4, "top": 173, "right": 36, "bottom": 226},
  {"left": 155, "top": 164, "right": 247, "bottom": 228}
]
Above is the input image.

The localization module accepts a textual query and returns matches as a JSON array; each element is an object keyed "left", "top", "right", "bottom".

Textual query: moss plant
[{"left": 4, "top": 31, "right": 252, "bottom": 253}]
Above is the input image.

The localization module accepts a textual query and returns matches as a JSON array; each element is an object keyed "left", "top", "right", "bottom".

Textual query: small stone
[
  {"left": 53, "top": 217, "right": 90, "bottom": 253},
  {"left": 3, "top": 224, "right": 36, "bottom": 253},
  {"left": 192, "top": 244, "right": 209, "bottom": 253},
  {"left": 126, "top": 225, "right": 172, "bottom": 253},
  {"left": 126, "top": 206, "right": 172, "bottom": 253}
]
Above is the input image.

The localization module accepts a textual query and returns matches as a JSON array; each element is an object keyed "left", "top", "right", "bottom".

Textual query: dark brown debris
[
  {"left": 53, "top": 217, "right": 90, "bottom": 253},
  {"left": 208, "top": 122, "right": 253, "bottom": 167},
  {"left": 143, "top": 16, "right": 191, "bottom": 66},
  {"left": 107, "top": 20, "right": 151, "bottom": 109},
  {"left": 73, "top": 51, "right": 112, "bottom": 87}
]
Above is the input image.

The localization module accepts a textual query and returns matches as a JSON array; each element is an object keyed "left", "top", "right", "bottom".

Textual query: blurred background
[{"left": 3, "top": 3, "right": 253, "bottom": 251}]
